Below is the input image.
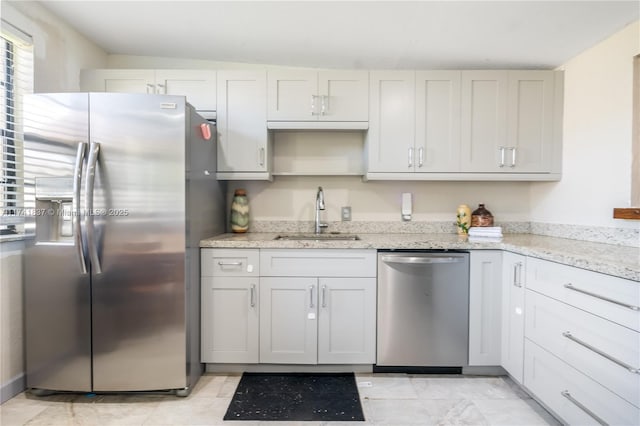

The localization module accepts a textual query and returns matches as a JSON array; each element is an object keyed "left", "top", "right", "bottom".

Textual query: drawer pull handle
[
  {"left": 564, "top": 283, "right": 639, "bottom": 311},
  {"left": 250, "top": 284, "right": 256, "bottom": 307},
  {"left": 309, "top": 285, "right": 315, "bottom": 308},
  {"left": 562, "top": 331, "right": 640, "bottom": 374},
  {"left": 560, "top": 390, "right": 608, "bottom": 426},
  {"left": 218, "top": 261, "right": 243, "bottom": 267}
]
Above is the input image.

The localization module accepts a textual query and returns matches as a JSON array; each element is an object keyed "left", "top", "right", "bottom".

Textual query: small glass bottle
[
  {"left": 230, "top": 188, "right": 249, "bottom": 233},
  {"left": 456, "top": 204, "right": 471, "bottom": 234},
  {"left": 471, "top": 203, "right": 494, "bottom": 227}
]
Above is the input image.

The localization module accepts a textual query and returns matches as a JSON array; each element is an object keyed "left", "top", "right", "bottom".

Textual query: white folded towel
[{"left": 468, "top": 226, "right": 503, "bottom": 237}]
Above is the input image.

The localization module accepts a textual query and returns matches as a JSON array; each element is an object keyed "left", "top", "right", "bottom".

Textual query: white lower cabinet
[
  {"left": 259, "top": 276, "right": 376, "bottom": 364},
  {"left": 525, "top": 339, "right": 639, "bottom": 426},
  {"left": 259, "top": 249, "right": 377, "bottom": 365},
  {"left": 500, "top": 252, "right": 526, "bottom": 383},
  {"left": 201, "top": 277, "right": 259, "bottom": 363},
  {"left": 523, "top": 257, "right": 640, "bottom": 425},
  {"left": 317, "top": 277, "right": 377, "bottom": 364},
  {"left": 259, "top": 277, "right": 318, "bottom": 364},
  {"left": 468, "top": 250, "right": 502, "bottom": 366},
  {"left": 200, "top": 249, "right": 260, "bottom": 363}
]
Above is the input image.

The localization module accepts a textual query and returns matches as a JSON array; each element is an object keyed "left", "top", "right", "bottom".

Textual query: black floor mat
[{"left": 223, "top": 372, "right": 365, "bottom": 421}]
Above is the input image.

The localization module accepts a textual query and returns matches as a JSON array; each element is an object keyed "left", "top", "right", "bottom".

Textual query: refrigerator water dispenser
[{"left": 34, "top": 177, "right": 74, "bottom": 243}]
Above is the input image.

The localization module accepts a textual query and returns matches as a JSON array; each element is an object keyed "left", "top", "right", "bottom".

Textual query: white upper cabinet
[
  {"left": 415, "top": 71, "right": 462, "bottom": 172},
  {"left": 505, "top": 71, "right": 556, "bottom": 172},
  {"left": 460, "top": 70, "right": 559, "bottom": 174},
  {"left": 267, "top": 70, "right": 368, "bottom": 126},
  {"left": 80, "top": 69, "right": 216, "bottom": 111},
  {"left": 154, "top": 70, "right": 217, "bottom": 111},
  {"left": 366, "top": 71, "right": 416, "bottom": 172},
  {"left": 460, "top": 71, "right": 509, "bottom": 172},
  {"left": 368, "top": 70, "right": 462, "bottom": 174},
  {"left": 81, "top": 69, "right": 155, "bottom": 94},
  {"left": 216, "top": 70, "right": 270, "bottom": 180}
]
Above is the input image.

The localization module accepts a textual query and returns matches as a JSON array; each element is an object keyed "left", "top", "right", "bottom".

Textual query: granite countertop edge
[{"left": 200, "top": 233, "right": 640, "bottom": 282}]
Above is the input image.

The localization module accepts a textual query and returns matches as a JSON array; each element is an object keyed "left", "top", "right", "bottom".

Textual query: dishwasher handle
[{"left": 381, "top": 255, "right": 465, "bottom": 265}]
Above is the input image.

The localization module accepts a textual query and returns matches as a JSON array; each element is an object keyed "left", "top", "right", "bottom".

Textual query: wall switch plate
[{"left": 341, "top": 206, "right": 352, "bottom": 221}]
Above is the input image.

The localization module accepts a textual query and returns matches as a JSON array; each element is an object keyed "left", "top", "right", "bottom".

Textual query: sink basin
[{"left": 275, "top": 233, "right": 360, "bottom": 241}]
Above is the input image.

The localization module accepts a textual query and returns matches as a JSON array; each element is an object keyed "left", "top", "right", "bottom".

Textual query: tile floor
[{"left": 0, "top": 373, "right": 560, "bottom": 426}]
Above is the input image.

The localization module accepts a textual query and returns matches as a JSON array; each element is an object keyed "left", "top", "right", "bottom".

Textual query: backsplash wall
[{"left": 228, "top": 175, "right": 532, "bottom": 224}]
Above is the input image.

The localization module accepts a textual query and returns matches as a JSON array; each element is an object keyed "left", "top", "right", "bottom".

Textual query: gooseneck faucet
[{"left": 315, "top": 186, "right": 328, "bottom": 234}]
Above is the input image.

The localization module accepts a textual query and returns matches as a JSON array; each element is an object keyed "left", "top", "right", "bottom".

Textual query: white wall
[
  {"left": 3, "top": 1, "right": 108, "bottom": 92},
  {"left": 1, "top": 1, "right": 107, "bottom": 402},
  {"left": 530, "top": 21, "right": 640, "bottom": 229}
]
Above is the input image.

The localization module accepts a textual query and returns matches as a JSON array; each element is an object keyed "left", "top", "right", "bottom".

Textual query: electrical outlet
[{"left": 341, "top": 206, "right": 352, "bottom": 221}]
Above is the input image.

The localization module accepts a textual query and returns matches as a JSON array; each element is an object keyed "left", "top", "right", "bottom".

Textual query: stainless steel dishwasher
[{"left": 376, "top": 251, "right": 469, "bottom": 371}]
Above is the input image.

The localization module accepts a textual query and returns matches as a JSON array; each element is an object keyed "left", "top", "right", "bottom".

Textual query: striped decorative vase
[{"left": 230, "top": 189, "right": 249, "bottom": 233}]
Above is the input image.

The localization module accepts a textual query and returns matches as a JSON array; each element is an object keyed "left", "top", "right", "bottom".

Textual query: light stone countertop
[{"left": 200, "top": 232, "right": 640, "bottom": 282}]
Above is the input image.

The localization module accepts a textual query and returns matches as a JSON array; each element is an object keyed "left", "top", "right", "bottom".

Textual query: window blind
[{"left": 1, "top": 21, "right": 33, "bottom": 236}]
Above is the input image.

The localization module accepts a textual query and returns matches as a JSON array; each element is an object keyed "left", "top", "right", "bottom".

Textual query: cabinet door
[
  {"left": 318, "top": 71, "right": 368, "bottom": 122},
  {"left": 80, "top": 69, "right": 155, "bottom": 94},
  {"left": 415, "top": 71, "right": 461, "bottom": 172},
  {"left": 366, "top": 71, "right": 416, "bottom": 172},
  {"left": 259, "top": 277, "right": 318, "bottom": 364},
  {"left": 460, "top": 71, "right": 508, "bottom": 172},
  {"left": 501, "top": 252, "right": 525, "bottom": 383},
  {"left": 267, "top": 71, "right": 318, "bottom": 121},
  {"left": 155, "top": 70, "right": 216, "bottom": 111},
  {"left": 469, "top": 250, "right": 502, "bottom": 365},
  {"left": 317, "top": 278, "right": 376, "bottom": 364},
  {"left": 201, "top": 277, "right": 259, "bottom": 363},
  {"left": 216, "top": 71, "right": 268, "bottom": 173},
  {"left": 506, "top": 71, "right": 555, "bottom": 172}
]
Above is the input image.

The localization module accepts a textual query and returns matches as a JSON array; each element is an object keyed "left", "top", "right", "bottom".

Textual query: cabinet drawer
[
  {"left": 201, "top": 249, "right": 259, "bottom": 277},
  {"left": 524, "top": 339, "right": 640, "bottom": 426},
  {"left": 260, "top": 249, "right": 376, "bottom": 277},
  {"left": 526, "top": 257, "right": 640, "bottom": 331},
  {"left": 526, "top": 290, "right": 640, "bottom": 407}
]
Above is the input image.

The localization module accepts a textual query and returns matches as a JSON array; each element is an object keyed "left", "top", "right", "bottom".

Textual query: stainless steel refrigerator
[{"left": 23, "top": 92, "right": 225, "bottom": 395}]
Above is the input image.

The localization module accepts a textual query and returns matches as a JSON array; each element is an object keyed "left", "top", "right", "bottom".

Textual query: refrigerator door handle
[
  {"left": 73, "top": 142, "right": 88, "bottom": 274},
  {"left": 84, "top": 141, "right": 102, "bottom": 274}
]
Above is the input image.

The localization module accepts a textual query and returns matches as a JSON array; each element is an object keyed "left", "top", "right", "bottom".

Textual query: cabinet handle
[
  {"left": 146, "top": 84, "right": 154, "bottom": 94},
  {"left": 320, "top": 95, "right": 327, "bottom": 115},
  {"left": 513, "top": 262, "right": 523, "bottom": 287},
  {"left": 418, "top": 147, "right": 424, "bottom": 167},
  {"left": 259, "top": 147, "right": 265, "bottom": 166},
  {"left": 250, "top": 284, "right": 256, "bottom": 307},
  {"left": 510, "top": 147, "right": 517, "bottom": 168},
  {"left": 156, "top": 83, "right": 166, "bottom": 94},
  {"left": 560, "top": 390, "right": 608, "bottom": 426},
  {"left": 498, "top": 147, "right": 506, "bottom": 167},
  {"left": 564, "top": 283, "right": 639, "bottom": 311},
  {"left": 310, "top": 95, "right": 318, "bottom": 115},
  {"left": 309, "top": 285, "right": 315, "bottom": 308},
  {"left": 321, "top": 285, "right": 327, "bottom": 308},
  {"left": 218, "top": 261, "right": 242, "bottom": 266},
  {"left": 408, "top": 147, "right": 414, "bottom": 168},
  {"left": 562, "top": 331, "right": 640, "bottom": 374}
]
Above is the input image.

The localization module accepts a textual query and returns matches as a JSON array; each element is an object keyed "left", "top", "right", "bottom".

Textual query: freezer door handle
[
  {"left": 73, "top": 142, "right": 88, "bottom": 274},
  {"left": 84, "top": 142, "right": 102, "bottom": 274},
  {"left": 381, "top": 255, "right": 465, "bottom": 265}
]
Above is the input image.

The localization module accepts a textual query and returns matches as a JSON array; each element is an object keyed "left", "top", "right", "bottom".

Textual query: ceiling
[{"left": 37, "top": 0, "right": 639, "bottom": 70}]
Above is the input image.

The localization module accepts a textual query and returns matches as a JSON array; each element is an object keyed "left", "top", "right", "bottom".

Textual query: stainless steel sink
[{"left": 274, "top": 233, "right": 360, "bottom": 241}]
